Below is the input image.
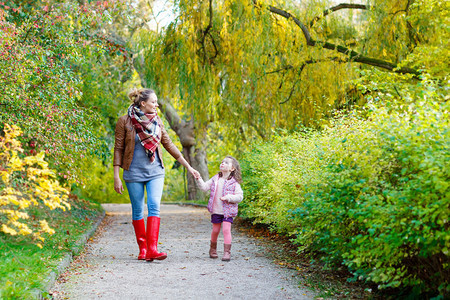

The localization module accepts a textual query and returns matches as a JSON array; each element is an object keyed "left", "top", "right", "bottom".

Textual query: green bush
[
  {"left": 241, "top": 86, "right": 449, "bottom": 296},
  {"left": 74, "top": 153, "right": 127, "bottom": 204}
]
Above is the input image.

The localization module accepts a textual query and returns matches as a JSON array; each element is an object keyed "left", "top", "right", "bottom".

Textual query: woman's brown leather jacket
[{"left": 113, "top": 115, "right": 182, "bottom": 170}]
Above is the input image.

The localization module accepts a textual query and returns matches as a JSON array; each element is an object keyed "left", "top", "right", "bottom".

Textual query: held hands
[
  {"left": 114, "top": 177, "right": 124, "bottom": 194},
  {"left": 189, "top": 167, "right": 201, "bottom": 180}
]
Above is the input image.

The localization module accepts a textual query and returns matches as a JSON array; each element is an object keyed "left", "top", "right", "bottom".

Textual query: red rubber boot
[
  {"left": 132, "top": 219, "right": 147, "bottom": 260},
  {"left": 145, "top": 216, "right": 167, "bottom": 261}
]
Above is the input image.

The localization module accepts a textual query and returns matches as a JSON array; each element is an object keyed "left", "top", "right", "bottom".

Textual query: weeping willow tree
[{"left": 131, "top": 0, "right": 447, "bottom": 199}]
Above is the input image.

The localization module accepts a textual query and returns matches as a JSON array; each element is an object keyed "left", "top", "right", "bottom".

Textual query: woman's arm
[
  {"left": 114, "top": 165, "right": 124, "bottom": 194},
  {"left": 159, "top": 117, "right": 200, "bottom": 179},
  {"left": 176, "top": 155, "right": 200, "bottom": 179},
  {"left": 113, "top": 117, "right": 125, "bottom": 194},
  {"left": 113, "top": 116, "right": 125, "bottom": 168}
]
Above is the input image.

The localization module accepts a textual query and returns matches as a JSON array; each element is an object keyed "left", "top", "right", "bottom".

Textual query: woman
[{"left": 114, "top": 88, "right": 200, "bottom": 261}]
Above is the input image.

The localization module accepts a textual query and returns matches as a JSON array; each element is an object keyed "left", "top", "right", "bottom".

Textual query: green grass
[{"left": 0, "top": 193, "right": 103, "bottom": 299}]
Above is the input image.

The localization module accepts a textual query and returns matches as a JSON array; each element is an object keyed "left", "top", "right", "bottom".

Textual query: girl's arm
[
  {"left": 221, "top": 183, "right": 243, "bottom": 203},
  {"left": 196, "top": 177, "right": 213, "bottom": 192}
]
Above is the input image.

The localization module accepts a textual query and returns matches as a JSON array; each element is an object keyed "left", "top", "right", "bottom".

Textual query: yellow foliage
[
  {"left": 39, "top": 220, "right": 56, "bottom": 235},
  {"left": 1, "top": 224, "right": 17, "bottom": 235},
  {"left": 0, "top": 124, "right": 70, "bottom": 245}
]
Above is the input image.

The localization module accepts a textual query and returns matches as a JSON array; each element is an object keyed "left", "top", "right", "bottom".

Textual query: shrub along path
[{"left": 50, "top": 204, "right": 314, "bottom": 299}]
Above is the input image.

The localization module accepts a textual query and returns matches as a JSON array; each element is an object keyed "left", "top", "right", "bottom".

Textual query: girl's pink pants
[{"left": 211, "top": 222, "right": 232, "bottom": 244}]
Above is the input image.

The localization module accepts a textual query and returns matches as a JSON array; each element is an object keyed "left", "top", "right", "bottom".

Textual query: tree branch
[
  {"left": 266, "top": 65, "right": 294, "bottom": 75},
  {"left": 268, "top": 6, "right": 313, "bottom": 44},
  {"left": 207, "top": 31, "right": 219, "bottom": 62},
  {"left": 267, "top": 57, "right": 348, "bottom": 76},
  {"left": 20, "top": 10, "right": 51, "bottom": 44},
  {"left": 266, "top": 5, "right": 420, "bottom": 76},
  {"left": 277, "top": 58, "right": 347, "bottom": 104},
  {"left": 279, "top": 73, "right": 301, "bottom": 104},
  {"left": 310, "top": 3, "right": 370, "bottom": 28},
  {"left": 129, "top": 20, "right": 149, "bottom": 39},
  {"left": 199, "top": 0, "right": 218, "bottom": 64}
]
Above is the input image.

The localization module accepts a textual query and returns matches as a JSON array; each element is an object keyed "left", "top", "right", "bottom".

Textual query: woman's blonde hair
[
  {"left": 219, "top": 155, "right": 242, "bottom": 183},
  {"left": 128, "top": 88, "right": 156, "bottom": 107}
]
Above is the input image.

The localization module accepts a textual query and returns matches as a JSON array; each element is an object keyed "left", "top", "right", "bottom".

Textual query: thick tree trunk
[
  {"left": 163, "top": 114, "right": 209, "bottom": 200},
  {"left": 156, "top": 100, "right": 210, "bottom": 200},
  {"left": 181, "top": 141, "right": 209, "bottom": 200}
]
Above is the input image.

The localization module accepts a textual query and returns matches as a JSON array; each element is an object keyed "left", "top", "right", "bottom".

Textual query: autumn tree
[
  {"left": 127, "top": 0, "right": 447, "bottom": 199},
  {"left": 0, "top": 0, "right": 127, "bottom": 183}
]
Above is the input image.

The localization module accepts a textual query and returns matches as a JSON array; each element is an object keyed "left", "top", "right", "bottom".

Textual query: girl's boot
[
  {"left": 222, "top": 244, "right": 231, "bottom": 261},
  {"left": 132, "top": 219, "right": 147, "bottom": 260},
  {"left": 145, "top": 216, "right": 167, "bottom": 261},
  {"left": 209, "top": 241, "right": 218, "bottom": 259}
]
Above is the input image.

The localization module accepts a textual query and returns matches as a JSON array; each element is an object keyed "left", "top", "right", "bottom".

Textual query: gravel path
[{"left": 50, "top": 204, "right": 314, "bottom": 299}]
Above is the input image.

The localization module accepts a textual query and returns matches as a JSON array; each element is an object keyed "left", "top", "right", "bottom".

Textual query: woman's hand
[
  {"left": 220, "top": 196, "right": 229, "bottom": 202},
  {"left": 114, "top": 177, "right": 124, "bottom": 194},
  {"left": 189, "top": 167, "right": 201, "bottom": 180}
]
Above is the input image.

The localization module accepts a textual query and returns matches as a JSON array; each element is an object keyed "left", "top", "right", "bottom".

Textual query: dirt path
[{"left": 50, "top": 204, "right": 314, "bottom": 299}]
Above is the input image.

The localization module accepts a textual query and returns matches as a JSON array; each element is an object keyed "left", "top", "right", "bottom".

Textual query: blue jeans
[{"left": 125, "top": 177, "right": 165, "bottom": 220}]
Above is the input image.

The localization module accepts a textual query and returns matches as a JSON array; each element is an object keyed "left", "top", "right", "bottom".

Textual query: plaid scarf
[{"left": 128, "top": 104, "right": 162, "bottom": 162}]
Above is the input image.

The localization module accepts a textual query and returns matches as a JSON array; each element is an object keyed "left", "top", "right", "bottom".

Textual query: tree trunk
[
  {"left": 181, "top": 141, "right": 209, "bottom": 200},
  {"left": 167, "top": 119, "right": 209, "bottom": 201},
  {"left": 164, "top": 115, "right": 209, "bottom": 200}
]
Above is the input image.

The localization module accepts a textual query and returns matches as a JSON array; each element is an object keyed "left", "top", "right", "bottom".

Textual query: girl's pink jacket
[{"left": 196, "top": 174, "right": 244, "bottom": 218}]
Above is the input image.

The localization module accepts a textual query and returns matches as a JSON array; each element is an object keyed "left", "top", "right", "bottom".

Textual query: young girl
[{"left": 196, "top": 156, "right": 243, "bottom": 261}]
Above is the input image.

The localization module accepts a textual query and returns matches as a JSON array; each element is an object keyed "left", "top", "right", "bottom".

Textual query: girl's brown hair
[
  {"left": 219, "top": 155, "right": 242, "bottom": 183},
  {"left": 128, "top": 88, "right": 156, "bottom": 107}
]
